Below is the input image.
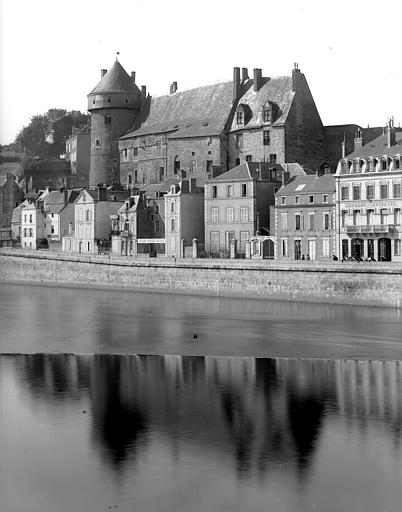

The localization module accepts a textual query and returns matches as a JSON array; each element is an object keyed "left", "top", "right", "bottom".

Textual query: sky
[{"left": 1, "top": 0, "right": 401, "bottom": 145}]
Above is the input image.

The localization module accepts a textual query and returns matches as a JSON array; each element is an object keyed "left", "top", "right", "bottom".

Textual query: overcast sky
[{"left": 1, "top": 0, "right": 401, "bottom": 144}]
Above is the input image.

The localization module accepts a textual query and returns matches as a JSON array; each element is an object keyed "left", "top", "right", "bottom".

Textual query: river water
[{"left": 1, "top": 283, "right": 402, "bottom": 511}]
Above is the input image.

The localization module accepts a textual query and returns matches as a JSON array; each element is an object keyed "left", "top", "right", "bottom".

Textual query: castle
[{"left": 88, "top": 60, "right": 336, "bottom": 189}]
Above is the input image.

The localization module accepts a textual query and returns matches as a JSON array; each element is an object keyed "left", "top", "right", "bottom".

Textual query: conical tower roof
[{"left": 89, "top": 61, "right": 140, "bottom": 95}]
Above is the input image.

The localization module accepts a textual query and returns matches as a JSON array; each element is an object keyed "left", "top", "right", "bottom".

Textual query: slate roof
[
  {"left": 121, "top": 81, "right": 234, "bottom": 139},
  {"left": 230, "top": 76, "right": 295, "bottom": 132},
  {"left": 89, "top": 61, "right": 140, "bottom": 95},
  {"left": 206, "top": 162, "right": 306, "bottom": 183},
  {"left": 345, "top": 130, "right": 402, "bottom": 159},
  {"left": 277, "top": 173, "right": 335, "bottom": 195},
  {"left": 139, "top": 176, "right": 181, "bottom": 195}
]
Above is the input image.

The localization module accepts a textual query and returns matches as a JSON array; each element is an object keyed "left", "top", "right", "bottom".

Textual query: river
[{"left": 1, "top": 283, "right": 402, "bottom": 511}]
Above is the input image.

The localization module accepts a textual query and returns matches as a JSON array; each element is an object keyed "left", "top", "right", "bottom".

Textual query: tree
[{"left": 14, "top": 109, "right": 89, "bottom": 158}]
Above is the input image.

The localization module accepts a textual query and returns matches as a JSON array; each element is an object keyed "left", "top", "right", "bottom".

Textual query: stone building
[
  {"left": 204, "top": 162, "right": 287, "bottom": 257},
  {"left": 22, "top": 157, "right": 71, "bottom": 193},
  {"left": 275, "top": 173, "right": 336, "bottom": 261},
  {"left": 87, "top": 62, "right": 330, "bottom": 188},
  {"left": 334, "top": 121, "right": 402, "bottom": 262},
  {"left": 87, "top": 61, "right": 144, "bottom": 188},
  {"left": 62, "top": 187, "right": 127, "bottom": 254},
  {"left": 20, "top": 200, "right": 51, "bottom": 250},
  {"left": 43, "top": 189, "right": 80, "bottom": 247},
  {"left": 164, "top": 178, "right": 204, "bottom": 258},
  {"left": 65, "top": 124, "right": 91, "bottom": 188},
  {"left": 0, "top": 173, "right": 24, "bottom": 229}
]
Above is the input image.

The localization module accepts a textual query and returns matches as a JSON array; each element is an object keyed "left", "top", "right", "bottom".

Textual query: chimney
[
  {"left": 292, "top": 62, "right": 300, "bottom": 92},
  {"left": 141, "top": 85, "right": 147, "bottom": 109},
  {"left": 131, "top": 71, "right": 136, "bottom": 83},
  {"left": 233, "top": 67, "right": 241, "bottom": 102},
  {"left": 253, "top": 68, "right": 262, "bottom": 92},
  {"left": 170, "top": 81, "right": 178, "bottom": 94},
  {"left": 354, "top": 128, "right": 363, "bottom": 152},
  {"left": 341, "top": 133, "right": 346, "bottom": 158},
  {"left": 241, "top": 67, "right": 249, "bottom": 82},
  {"left": 387, "top": 117, "right": 395, "bottom": 147},
  {"left": 101, "top": 69, "right": 107, "bottom": 78},
  {"left": 97, "top": 185, "right": 107, "bottom": 201}
]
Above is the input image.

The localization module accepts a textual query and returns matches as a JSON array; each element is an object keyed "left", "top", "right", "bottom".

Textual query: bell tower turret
[{"left": 87, "top": 60, "right": 141, "bottom": 187}]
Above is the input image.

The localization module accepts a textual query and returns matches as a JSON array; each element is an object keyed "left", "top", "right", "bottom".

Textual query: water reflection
[{"left": 3, "top": 354, "right": 402, "bottom": 498}]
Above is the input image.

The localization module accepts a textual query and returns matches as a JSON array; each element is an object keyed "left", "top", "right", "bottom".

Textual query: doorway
[{"left": 378, "top": 238, "right": 391, "bottom": 261}]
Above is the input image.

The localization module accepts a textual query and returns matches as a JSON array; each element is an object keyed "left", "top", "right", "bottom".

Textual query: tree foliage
[{"left": 15, "top": 109, "right": 89, "bottom": 158}]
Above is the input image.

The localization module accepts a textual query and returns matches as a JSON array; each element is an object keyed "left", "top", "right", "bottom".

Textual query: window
[
  {"left": 155, "top": 220, "right": 160, "bottom": 232},
  {"left": 263, "top": 130, "right": 270, "bottom": 146},
  {"left": 382, "top": 159, "right": 387, "bottom": 171},
  {"left": 395, "top": 239, "right": 401, "bottom": 256},
  {"left": 309, "top": 213, "right": 315, "bottom": 230},
  {"left": 341, "top": 186, "right": 349, "bottom": 200},
  {"left": 294, "top": 240, "right": 301, "bottom": 260},
  {"left": 171, "top": 202, "right": 175, "bottom": 213},
  {"left": 235, "top": 133, "right": 243, "bottom": 150},
  {"left": 191, "top": 151, "right": 195, "bottom": 156},
  {"left": 133, "top": 147, "right": 138, "bottom": 156},
  {"left": 322, "top": 238, "right": 330, "bottom": 258},
  {"left": 342, "top": 239, "right": 349, "bottom": 259},
  {"left": 212, "top": 185, "right": 217, "bottom": 198},
  {"left": 95, "top": 139, "right": 101, "bottom": 147},
  {"left": 366, "top": 184, "right": 374, "bottom": 200},
  {"left": 281, "top": 238, "right": 288, "bottom": 256},
  {"left": 245, "top": 155, "right": 252, "bottom": 162},
  {"left": 295, "top": 214, "right": 301, "bottom": 230},
  {"left": 269, "top": 154, "right": 277, "bottom": 164},
  {"left": 156, "top": 141, "right": 162, "bottom": 153},
  {"left": 171, "top": 219, "right": 175, "bottom": 232},
  {"left": 134, "top": 170, "right": 138, "bottom": 182},
  {"left": 236, "top": 111, "right": 243, "bottom": 124},
  {"left": 226, "top": 207, "right": 234, "bottom": 223},
  {"left": 323, "top": 194, "right": 328, "bottom": 203},
  {"left": 227, "top": 185, "right": 233, "bottom": 198},
  {"left": 308, "top": 195, "right": 314, "bottom": 204},
  {"left": 367, "top": 209, "right": 374, "bottom": 225},
  {"left": 210, "top": 231, "right": 220, "bottom": 251},
  {"left": 394, "top": 208, "right": 401, "bottom": 225},
  {"left": 23, "top": 228, "right": 27, "bottom": 237},
  {"left": 380, "top": 183, "right": 388, "bottom": 199},
  {"left": 206, "top": 160, "right": 213, "bottom": 177},
  {"left": 353, "top": 210, "right": 360, "bottom": 225},
  {"left": 295, "top": 196, "right": 300, "bottom": 205},
  {"left": 395, "top": 159, "right": 400, "bottom": 170},
  {"left": 29, "top": 228, "right": 33, "bottom": 237},
  {"left": 107, "top": 98, "right": 111, "bottom": 104},
  {"left": 241, "top": 184, "right": 247, "bottom": 197},
  {"left": 104, "top": 115, "right": 112, "bottom": 125},
  {"left": 24, "top": 214, "right": 27, "bottom": 222},
  {"left": 29, "top": 214, "right": 32, "bottom": 223},
  {"left": 225, "top": 231, "right": 235, "bottom": 250},
  {"left": 87, "top": 242, "right": 90, "bottom": 251},
  {"left": 239, "top": 231, "right": 249, "bottom": 252},
  {"left": 368, "top": 239, "right": 375, "bottom": 259},
  {"left": 352, "top": 185, "right": 361, "bottom": 200},
  {"left": 263, "top": 106, "right": 271, "bottom": 123},
  {"left": 128, "top": 173, "right": 133, "bottom": 185},
  {"left": 240, "top": 207, "right": 249, "bottom": 222},
  {"left": 154, "top": 204, "right": 159, "bottom": 214},
  {"left": 323, "top": 213, "right": 330, "bottom": 230},
  {"left": 211, "top": 207, "right": 219, "bottom": 223},
  {"left": 86, "top": 210, "right": 91, "bottom": 221},
  {"left": 281, "top": 212, "right": 288, "bottom": 229},
  {"left": 281, "top": 196, "right": 286, "bottom": 205},
  {"left": 393, "top": 182, "right": 401, "bottom": 198},
  {"left": 380, "top": 209, "right": 389, "bottom": 225}
]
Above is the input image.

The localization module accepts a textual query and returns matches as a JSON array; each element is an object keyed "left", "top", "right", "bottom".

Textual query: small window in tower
[
  {"left": 92, "top": 100, "right": 95, "bottom": 105},
  {"left": 95, "top": 139, "right": 101, "bottom": 147},
  {"left": 133, "top": 147, "right": 138, "bottom": 156},
  {"left": 104, "top": 115, "right": 112, "bottom": 125},
  {"left": 108, "top": 98, "right": 111, "bottom": 103},
  {"left": 125, "top": 99, "right": 128, "bottom": 104}
]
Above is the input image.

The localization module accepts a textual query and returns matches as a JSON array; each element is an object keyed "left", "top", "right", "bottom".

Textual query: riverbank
[{"left": 1, "top": 249, "right": 401, "bottom": 308}]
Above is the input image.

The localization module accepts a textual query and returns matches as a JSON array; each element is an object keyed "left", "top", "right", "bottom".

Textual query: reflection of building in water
[{"left": 12, "top": 355, "right": 402, "bottom": 480}]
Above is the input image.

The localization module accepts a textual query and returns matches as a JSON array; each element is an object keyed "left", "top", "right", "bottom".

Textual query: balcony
[{"left": 346, "top": 224, "right": 396, "bottom": 234}]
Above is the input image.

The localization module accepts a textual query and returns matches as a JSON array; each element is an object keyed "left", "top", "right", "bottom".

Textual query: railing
[{"left": 346, "top": 224, "right": 396, "bottom": 234}]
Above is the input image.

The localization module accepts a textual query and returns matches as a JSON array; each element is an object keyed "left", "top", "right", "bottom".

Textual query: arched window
[
  {"left": 104, "top": 114, "right": 112, "bottom": 126},
  {"left": 128, "top": 174, "right": 133, "bottom": 186}
]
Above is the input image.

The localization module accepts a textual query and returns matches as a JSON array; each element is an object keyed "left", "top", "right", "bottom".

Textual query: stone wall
[{"left": 0, "top": 250, "right": 401, "bottom": 308}]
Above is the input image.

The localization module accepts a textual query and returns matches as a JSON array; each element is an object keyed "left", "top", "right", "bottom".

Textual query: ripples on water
[{"left": 1, "top": 354, "right": 402, "bottom": 512}]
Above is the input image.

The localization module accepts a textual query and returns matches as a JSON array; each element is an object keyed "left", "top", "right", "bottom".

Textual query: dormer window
[
  {"left": 262, "top": 106, "right": 271, "bottom": 123},
  {"left": 236, "top": 111, "right": 244, "bottom": 124}
]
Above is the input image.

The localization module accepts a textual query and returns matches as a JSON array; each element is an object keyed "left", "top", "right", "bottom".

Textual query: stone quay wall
[{"left": 0, "top": 249, "right": 401, "bottom": 308}]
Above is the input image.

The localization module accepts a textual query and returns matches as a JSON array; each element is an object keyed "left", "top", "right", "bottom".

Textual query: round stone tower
[{"left": 87, "top": 60, "right": 141, "bottom": 188}]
